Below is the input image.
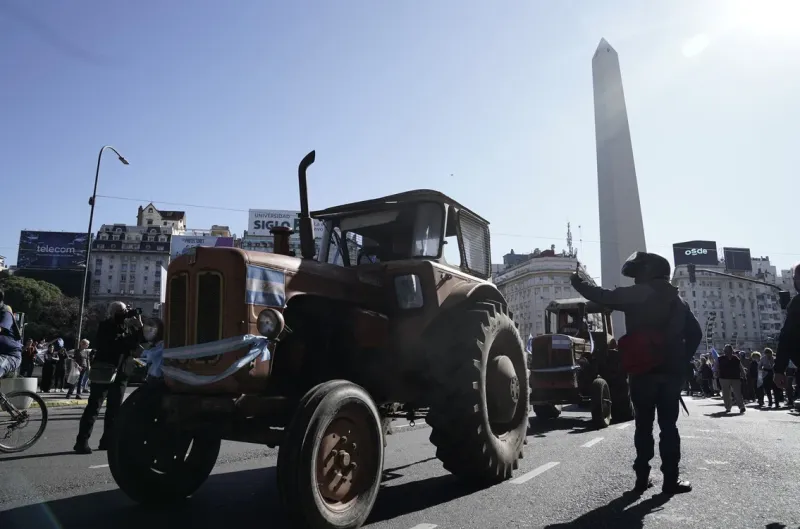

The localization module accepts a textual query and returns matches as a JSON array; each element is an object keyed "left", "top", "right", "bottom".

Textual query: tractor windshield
[{"left": 320, "top": 202, "right": 446, "bottom": 266}]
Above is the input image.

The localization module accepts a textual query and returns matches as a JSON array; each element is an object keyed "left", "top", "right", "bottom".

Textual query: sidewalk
[{"left": 30, "top": 385, "right": 140, "bottom": 409}]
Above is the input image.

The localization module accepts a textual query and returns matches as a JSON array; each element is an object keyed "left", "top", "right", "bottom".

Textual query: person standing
[
  {"left": 19, "top": 339, "right": 36, "bottom": 378},
  {"left": 40, "top": 344, "right": 57, "bottom": 392},
  {"left": 66, "top": 339, "right": 91, "bottom": 399},
  {"left": 74, "top": 302, "right": 143, "bottom": 454},
  {"left": 718, "top": 344, "right": 746, "bottom": 413},
  {"left": 774, "top": 263, "right": 800, "bottom": 396},
  {"left": 570, "top": 252, "right": 702, "bottom": 494}
]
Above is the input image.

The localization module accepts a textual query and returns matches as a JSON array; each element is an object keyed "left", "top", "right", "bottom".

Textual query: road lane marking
[
  {"left": 89, "top": 464, "right": 109, "bottom": 469},
  {"left": 581, "top": 437, "right": 604, "bottom": 448},
  {"left": 509, "top": 462, "right": 560, "bottom": 484},
  {"left": 681, "top": 435, "right": 713, "bottom": 440},
  {"left": 408, "top": 525, "right": 437, "bottom": 529},
  {"left": 617, "top": 423, "right": 632, "bottom": 430},
  {"left": 704, "top": 460, "right": 729, "bottom": 465}
]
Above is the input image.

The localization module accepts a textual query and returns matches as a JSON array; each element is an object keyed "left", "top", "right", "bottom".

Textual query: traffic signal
[{"left": 687, "top": 263, "right": 697, "bottom": 284}]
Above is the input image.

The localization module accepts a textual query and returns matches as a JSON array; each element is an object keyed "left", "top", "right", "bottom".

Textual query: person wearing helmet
[
  {"left": 570, "top": 251, "right": 702, "bottom": 495},
  {"left": 0, "top": 289, "right": 23, "bottom": 379},
  {"left": 74, "top": 301, "right": 144, "bottom": 454},
  {"left": 774, "top": 263, "right": 800, "bottom": 392}
]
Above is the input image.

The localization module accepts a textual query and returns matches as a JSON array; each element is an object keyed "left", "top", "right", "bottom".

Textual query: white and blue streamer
[
  {"left": 245, "top": 266, "right": 286, "bottom": 307},
  {"left": 159, "top": 334, "right": 271, "bottom": 386}
]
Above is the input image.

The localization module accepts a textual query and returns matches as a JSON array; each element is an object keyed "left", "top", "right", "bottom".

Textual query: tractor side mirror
[{"left": 779, "top": 291, "right": 791, "bottom": 310}]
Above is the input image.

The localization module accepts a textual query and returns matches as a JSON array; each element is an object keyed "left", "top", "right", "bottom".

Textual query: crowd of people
[
  {"left": 18, "top": 338, "right": 93, "bottom": 398},
  {"left": 686, "top": 345, "right": 797, "bottom": 412}
]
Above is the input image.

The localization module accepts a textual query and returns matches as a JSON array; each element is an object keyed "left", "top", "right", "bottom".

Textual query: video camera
[{"left": 122, "top": 307, "right": 142, "bottom": 319}]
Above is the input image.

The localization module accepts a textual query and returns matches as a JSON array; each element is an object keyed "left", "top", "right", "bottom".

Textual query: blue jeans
[
  {"left": 629, "top": 373, "right": 684, "bottom": 480},
  {"left": 0, "top": 355, "right": 20, "bottom": 379}
]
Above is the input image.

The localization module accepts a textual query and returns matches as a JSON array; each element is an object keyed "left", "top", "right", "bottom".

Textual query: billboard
[
  {"left": 170, "top": 235, "right": 234, "bottom": 259},
  {"left": 723, "top": 247, "right": 753, "bottom": 272},
  {"left": 17, "top": 231, "right": 88, "bottom": 269},
  {"left": 248, "top": 209, "right": 325, "bottom": 239},
  {"left": 672, "top": 240, "right": 718, "bottom": 267}
]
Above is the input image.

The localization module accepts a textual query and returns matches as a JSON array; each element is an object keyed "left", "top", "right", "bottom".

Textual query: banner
[
  {"left": 672, "top": 240, "right": 718, "bottom": 267},
  {"left": 171, "top": 235, "right": 234, "bottom": 259},
  {"left": 248, "top": 209, "right": 325, "bottom": 239},
  {"left": 17, "top": 231, "right": 88, "bottom": 269}
]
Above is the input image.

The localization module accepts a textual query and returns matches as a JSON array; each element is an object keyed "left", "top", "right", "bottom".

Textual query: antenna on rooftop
[{"left": 567, "top": 222, "right": 574, "bottom": 257}]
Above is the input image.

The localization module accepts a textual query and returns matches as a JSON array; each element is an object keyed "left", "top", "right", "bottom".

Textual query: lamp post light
[{"left": 75, "top": 146, "right": 129, "bottom": 345}]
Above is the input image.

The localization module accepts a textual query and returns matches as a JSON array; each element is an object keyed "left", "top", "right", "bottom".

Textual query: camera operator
[{"left": 74, "top": 301, "right": 144, "bottom": 455}]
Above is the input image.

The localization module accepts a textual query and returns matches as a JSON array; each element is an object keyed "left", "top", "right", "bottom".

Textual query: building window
[
  {"left": 148, "top": 208, "right": 154, "bottom": 213},
  {"left": 147, "top": 219, "right": 153, "bottom": 225}
]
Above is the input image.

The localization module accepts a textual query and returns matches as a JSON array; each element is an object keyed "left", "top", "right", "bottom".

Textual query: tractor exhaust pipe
[{"left": 297, "top": 150, "right": 316, "bottom": 260}]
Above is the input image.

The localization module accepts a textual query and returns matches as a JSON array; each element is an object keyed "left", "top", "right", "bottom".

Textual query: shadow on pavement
[
  {"left": 0, "top": 467, "right": 283, "bottom": 529},
  {"left": 0, "top": 450, "right": 75, "bottom": 463},
  {"left": 382, "top": 457, "right": 437, "bottom": 483},
  {"left": 527, "top": 416, "right": 594, "bottom": 438},
  {"left": 367, "top": 473, "right": 488, "bottom": 524},
  {"left": 0, "top": 460, "right": 480, "bottom": 529},
  {"left": 544, "top": 490, "right": 672, "bottom": 529}
]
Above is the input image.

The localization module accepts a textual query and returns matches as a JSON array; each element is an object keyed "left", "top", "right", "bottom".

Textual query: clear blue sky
[{"left": 2, "top": 0, "right": 799, "bottom": 281}]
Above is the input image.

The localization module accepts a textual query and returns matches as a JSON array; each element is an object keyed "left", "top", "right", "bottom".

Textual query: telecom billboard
[
  {"left": 17, "top": 231, "right": 88, "bottom": 269},
  {"left": 672, "top": 240, "right": 719, "bottom": 267}
]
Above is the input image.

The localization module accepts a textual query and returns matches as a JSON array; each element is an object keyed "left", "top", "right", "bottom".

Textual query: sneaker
[
  {"left": 73, "top": 442, "right": 92, "bottom": 455},
  {"left": 662, "top": 479, "right": 692, "bottom": 495},
  {"left": 725, "top": 408, "right": 732, "bottom": 413},
  {"left": 739, "top": 408, "right": 746, "bottom": 414}
]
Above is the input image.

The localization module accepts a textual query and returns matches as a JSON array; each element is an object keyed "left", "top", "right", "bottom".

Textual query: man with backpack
[
  {"left": 0, "top": 289, "right": 23, "bottom": 379},
  {"left": 570, "top": 252, "right": 702, "bottom": 495}
]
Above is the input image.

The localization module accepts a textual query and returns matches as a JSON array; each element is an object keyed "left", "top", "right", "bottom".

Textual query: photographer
[{"left": 74, "top": 301, "right": 144, "bottom": 455}]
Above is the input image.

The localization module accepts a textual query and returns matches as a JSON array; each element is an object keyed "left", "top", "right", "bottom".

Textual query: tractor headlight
[
  {"left": 394, "top": 274, "right": 423, "bottom": 309},
  {"left": 257, "top": 309, "right": 285, "bottom": 339}
]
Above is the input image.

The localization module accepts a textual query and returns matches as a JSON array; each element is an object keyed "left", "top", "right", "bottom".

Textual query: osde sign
[{"left": 684, "top": 248, "right": 708, "bottom": 256}]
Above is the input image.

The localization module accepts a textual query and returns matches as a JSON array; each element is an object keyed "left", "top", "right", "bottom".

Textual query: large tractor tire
[
  {"left": 108, "top": 384, "right": 221, "bottom": 505},
  {"left": 426, "top": 301, "right": 530, "bottom": 483},
  {"left": 590, "top": 378, "right": 612, "bottom": 429},
  {"left": 277, "top": 380, "right": 384, "bottom": 529}
]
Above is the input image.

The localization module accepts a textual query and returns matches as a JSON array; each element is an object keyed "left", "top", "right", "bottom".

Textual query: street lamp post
[{"left": 75, "top": 146, "right": 129, "bottom": 345}]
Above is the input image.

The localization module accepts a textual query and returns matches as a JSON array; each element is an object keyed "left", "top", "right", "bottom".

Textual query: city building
[
  {"left": 137, "top": 203, "right": 187, "bottom": 233},
  {"left": 90, "top": 222, "right": 173, "bottom": 316},
  {"left": 0, "top": 255, "right": 5, "bottom": 272},
  {"left": 493, "top": 242, "right": 597, "bottom": 338},
  {"left": 671, "top": 241, "right": 786, "bottom": 352},
  {"left": 593, "top": 38, "right": 647, "bottom": 337}
]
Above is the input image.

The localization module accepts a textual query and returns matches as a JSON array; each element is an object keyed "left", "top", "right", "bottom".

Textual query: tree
[
  {"left": 0, "top": 276, "right": 107, "bottom": 347},
  {"left": 0, "top": 275, "right": 63, "bottom": 322}
]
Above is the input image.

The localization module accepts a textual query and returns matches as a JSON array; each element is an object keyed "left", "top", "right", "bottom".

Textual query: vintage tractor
[
  {"left": 107, "top": 151, "right": 530, "bottom": 529},
  {"left": 528, "top": 298, "right": 633, "bottom": 428}
]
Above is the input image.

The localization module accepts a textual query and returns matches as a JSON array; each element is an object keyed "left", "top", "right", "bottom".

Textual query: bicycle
[{"left": 0, "top": 387, "right": 48, "bottom": 453}]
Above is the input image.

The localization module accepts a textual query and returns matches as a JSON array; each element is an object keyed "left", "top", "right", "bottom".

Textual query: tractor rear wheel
[{"left": 427, "top": 301, "right": 530, "bottom": 483}]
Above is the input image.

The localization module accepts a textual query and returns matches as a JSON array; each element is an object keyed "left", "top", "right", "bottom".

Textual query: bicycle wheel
[{"left": 0, "top": 391, "right": 49, "bottom": 453}]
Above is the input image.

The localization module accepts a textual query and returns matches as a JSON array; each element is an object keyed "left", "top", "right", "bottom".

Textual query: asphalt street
[{"left": 1, "top": 395, "right": 799, "bottom": 529}]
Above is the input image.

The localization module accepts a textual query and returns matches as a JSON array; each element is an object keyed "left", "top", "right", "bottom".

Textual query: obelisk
[{"left": 592, "top": 38, "right": 647, "bottom": 337}]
